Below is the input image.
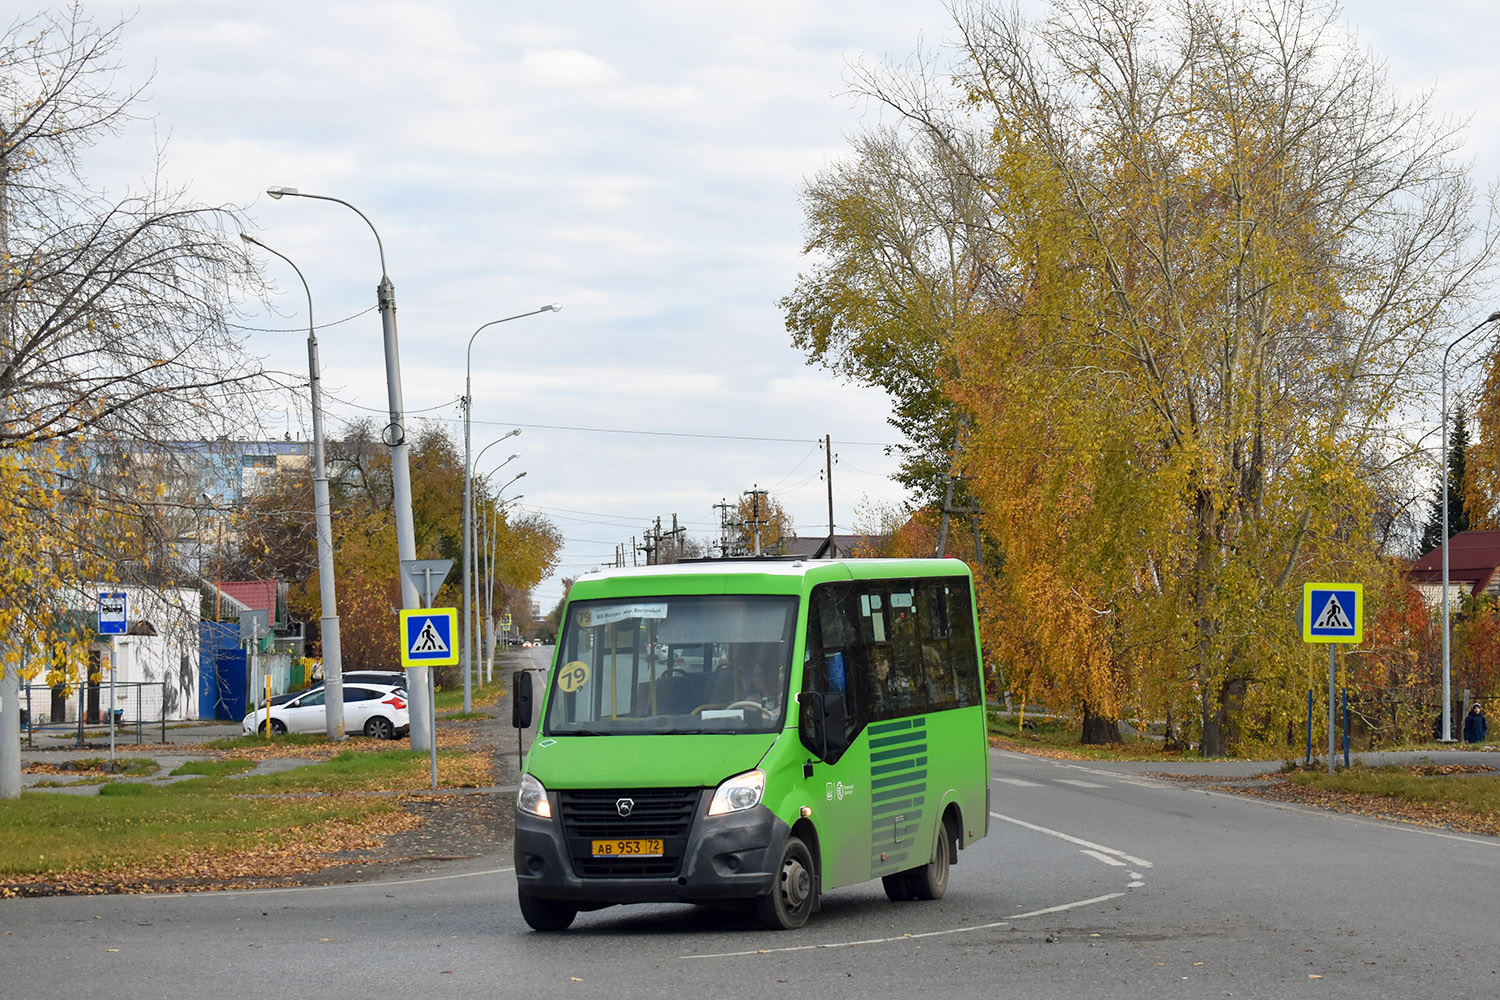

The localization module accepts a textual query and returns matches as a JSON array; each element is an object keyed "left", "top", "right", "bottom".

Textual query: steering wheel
[
  {"left": 725, "top": 699, "right": 768, "bottom": 714},
  {"left": 657, "top": 668, "right": 686, "bottom": 678}
]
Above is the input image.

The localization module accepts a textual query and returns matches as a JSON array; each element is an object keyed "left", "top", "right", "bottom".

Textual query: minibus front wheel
[
  {"left": 518, "top": 890, "right": 578, "bottom": 932},
  {"left": 756, "top": 835, "right": 817, "bottom": 930}
]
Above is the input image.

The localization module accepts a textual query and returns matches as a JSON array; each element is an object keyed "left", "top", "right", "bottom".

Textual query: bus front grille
[{"left": 558, "top": 788, "right": 699, "bottom": 878}]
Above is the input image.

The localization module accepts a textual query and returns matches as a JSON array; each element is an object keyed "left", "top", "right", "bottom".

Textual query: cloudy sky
[{"left": 70, "top": 0, "right": 1500, "bottom": 610}]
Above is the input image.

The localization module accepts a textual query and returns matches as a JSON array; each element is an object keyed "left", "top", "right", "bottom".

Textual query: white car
[{"left": 242, "top": 682, "right": 409, "bottom": 739}]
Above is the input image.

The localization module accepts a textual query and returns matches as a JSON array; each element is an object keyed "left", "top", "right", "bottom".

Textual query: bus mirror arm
[{"left": 512, "top": 670, "right": 534, "bottom": 729}]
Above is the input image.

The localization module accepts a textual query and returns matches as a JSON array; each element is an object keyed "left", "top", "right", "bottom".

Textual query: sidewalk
[
  {"left": 1018, "top": 745, "right": 1500, "bottom": 780},
  {"left": 16, "top": 720, "right": 269, "bottom": 794}
]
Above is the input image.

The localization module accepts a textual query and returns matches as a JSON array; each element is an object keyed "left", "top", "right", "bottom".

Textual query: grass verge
[{"left": 0, "top": 744, "right": 493, "bottom": 890}]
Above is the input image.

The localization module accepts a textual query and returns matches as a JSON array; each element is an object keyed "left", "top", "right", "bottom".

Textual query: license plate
[{"left": 591, "top": 838, "right": 664, "bottom": 857}]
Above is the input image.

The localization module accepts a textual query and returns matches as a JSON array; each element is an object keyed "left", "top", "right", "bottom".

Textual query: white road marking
[
  {"left": 207, "top": 866, "right": 515, "bottom": 897},
  {"left": 990, "top": 810, "right": 1154, "bottom": 869},
  {"left": 996, "top": 777, "right": 1044, "bottom": 787},
  {"left": 1056, "top": 779, "right": 1107, "bottom": 788},
  {"left": 680, "top": 893, "right": 1125, "bottom": 960},
  {"left": 1080, "top": 849, "right": 1125, "bottom": 866}
]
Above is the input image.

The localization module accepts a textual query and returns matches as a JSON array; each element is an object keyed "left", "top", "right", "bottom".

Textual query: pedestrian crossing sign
[
  {"left": 1302, "top": 583, "right": 1362, "bottom": 644},
  {"left": 400, "top": 607, "right": 459, "bottom": 667}
]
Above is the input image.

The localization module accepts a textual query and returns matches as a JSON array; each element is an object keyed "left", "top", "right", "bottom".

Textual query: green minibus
[{"left": 511, "top": 557, "right": 990, "bottom": 931}]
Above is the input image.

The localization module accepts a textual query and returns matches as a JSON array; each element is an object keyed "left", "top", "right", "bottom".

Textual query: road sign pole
[
  {"left": 1327, "top": 645, "right": 1336, "bottom": 774},
  {"left": 109, "top": 637, "right": 117, "bottom": 766}
]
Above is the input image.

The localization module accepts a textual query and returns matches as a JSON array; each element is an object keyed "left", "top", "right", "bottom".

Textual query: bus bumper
[{"left": 514, "top": 801, "right": 790, "bottom": 905}]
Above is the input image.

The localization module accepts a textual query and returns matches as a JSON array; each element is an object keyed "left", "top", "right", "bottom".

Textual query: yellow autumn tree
[{"left": 788, "top": 0, "right": 1495, "bottom": 751}]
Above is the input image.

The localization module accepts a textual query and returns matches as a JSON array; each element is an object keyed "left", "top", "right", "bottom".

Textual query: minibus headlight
[
  {"left": 707, "top": 769, "right": 765, "bottom": 816},
  {"left": 518, "top": 773, "right": 552, "bottom": 819}
]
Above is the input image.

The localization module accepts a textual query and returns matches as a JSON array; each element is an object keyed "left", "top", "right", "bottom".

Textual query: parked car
[
  {"left": 262, "top": 671, "right": 408, "bottom": 708},
  {"left": 242, "top": 681, "right": 409, "bottom": 739}
]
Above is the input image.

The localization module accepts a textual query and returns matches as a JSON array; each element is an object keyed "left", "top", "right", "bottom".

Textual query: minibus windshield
[{"left": 545, "top": 594, "right": 798, "bottom": 736}]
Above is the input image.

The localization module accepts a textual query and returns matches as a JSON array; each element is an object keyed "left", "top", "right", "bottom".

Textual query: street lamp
[
  {"left": 462, "top": 307, "right": 559, "bottom": 711},
  {"left": 465, "top": 438, "right": 520, "bottom": 708},
  {"left": 266, "top": 186, "right": 433, "bottom": 750},
  {"left": 471, "top": 449, "right": 525, "bottom": 683},
  {"left": 240, "top": 233, "right": 347, "bottom": 740},
  {"left": 477, "top": 469, "right": 526, "bottom": 671},
  {"left": 1440, "top": 310, "right": 1500, "bottom": 742}
]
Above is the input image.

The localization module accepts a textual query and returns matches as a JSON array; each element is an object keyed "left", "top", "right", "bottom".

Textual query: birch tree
[{"left": 1, "top": 7, "right": 267, "bottom": 795}]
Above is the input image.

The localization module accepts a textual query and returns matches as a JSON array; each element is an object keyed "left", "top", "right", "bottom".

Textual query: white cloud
[{"left": 70, "top": 0, "right": 1500, "bottom": 609}]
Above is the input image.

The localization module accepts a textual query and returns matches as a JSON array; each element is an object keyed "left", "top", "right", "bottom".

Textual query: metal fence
[{"left": 17, "top": 680, "right": 169, "bottom": 747}]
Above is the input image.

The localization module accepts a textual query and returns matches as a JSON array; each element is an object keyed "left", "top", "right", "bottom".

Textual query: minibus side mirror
[
  {"left": 822, "top": 692, "right": 849, "bottom": 758},
  {"left": 798, "top": 690, "right": 849, "bottom": 763},
  {"left": 512, "top": 670, "right": 533, "bottom": 729}
]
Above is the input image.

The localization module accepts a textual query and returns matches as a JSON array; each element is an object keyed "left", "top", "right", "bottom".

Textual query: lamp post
[
  {"left": 477, "top": 469, "right": 525, "bottom": 666},
  {"left": 240, "top": 233, "right": 346, "bottom": 740},
  {"left": 1440, "top": 310, "right": 1500, "bottom": 742},
  {"left": 466, "top": 439, "right": 519, "bottom": 708},
  {"left": 461, "top": 307, "right": 558, "bottom": 712},
  {"left": 266, "top": 187, "right": 433, "bottom": 750},
  {"left": 469, "top": 444, "right": 520, "bottom": 695},
  {"left": 481, "top": 491, "right": 521, "bottom": 678}
]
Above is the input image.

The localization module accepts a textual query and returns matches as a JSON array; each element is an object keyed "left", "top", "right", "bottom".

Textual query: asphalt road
[{"left": 5, "top": 672, "right": 1500, "bottom": 998}]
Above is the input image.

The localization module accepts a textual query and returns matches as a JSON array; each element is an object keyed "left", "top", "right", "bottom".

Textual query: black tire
[
  {"left": 363, "top": 716, "right": 395, "bottom": 740},
  {"left": 756, "top": 835, "right": 817, "bottom": 930},
  {"left": 908, "top": 817, "right": 953, "bottom": 901},
  {"left": 268, "top": 719, "right": 287, "bottom": 735},
  {"left": 518, "top": 891, "right": 578, "bottom": 932},
  {"left": 882, "top": 872, "right": 917, "bottom": 902}
]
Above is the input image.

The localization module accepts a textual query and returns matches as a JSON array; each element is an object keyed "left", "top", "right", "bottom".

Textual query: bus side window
[
  {"left": 947, "top": 582, "right": 982, "bottom": 707},
  {"left": 802, "top": 585, "right": 864, "bottom": 754}
]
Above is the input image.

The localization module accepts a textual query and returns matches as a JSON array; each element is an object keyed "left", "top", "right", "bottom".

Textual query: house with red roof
[{"left": 1409, "top": 530, "right": 1500, "bottom": 605}]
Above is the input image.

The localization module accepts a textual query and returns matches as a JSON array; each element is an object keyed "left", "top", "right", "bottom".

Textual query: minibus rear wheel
[{"left": 909, "top": 817, "right": 953, "bottom": 900}]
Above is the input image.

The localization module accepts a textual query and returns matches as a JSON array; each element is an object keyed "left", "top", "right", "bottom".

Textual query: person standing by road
[{"left": 1463, "top": 703, "right": 1487, "bottom": 744}]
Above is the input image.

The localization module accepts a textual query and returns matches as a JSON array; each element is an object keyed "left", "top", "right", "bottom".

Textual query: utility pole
[
  {"left": 745, "top": 485, "right": 768, "bottom": 556},
  {"left": 935, "top": 421, "right": 964, "bottom": 558},
  {"left": 638, "top": 520, "right": 660, "bottom": 566},
  {"left": 664, "top": 514, "right": 685, "bottom": 563},
  {"left": 714, "top": 499, "right": 737, "bottom": 557},
  {"left": 825, "top": 434, "right": 835, "bottom": 558}
]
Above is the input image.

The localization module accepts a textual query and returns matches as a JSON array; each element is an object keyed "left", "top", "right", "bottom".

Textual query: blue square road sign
[
  {"left": 400, "top": 608, "right": 459, "bottom": 667},
  {"left": 1302, "top": 583, "right": 1362, "bottom": 644}
]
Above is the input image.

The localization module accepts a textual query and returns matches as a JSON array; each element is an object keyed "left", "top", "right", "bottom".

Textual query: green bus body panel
[
  {"left": 526, "top": 557, "right": 989, "bottom": 897},
  {"left": 527, "top": 732, "right": 779, "bottom": 790}
]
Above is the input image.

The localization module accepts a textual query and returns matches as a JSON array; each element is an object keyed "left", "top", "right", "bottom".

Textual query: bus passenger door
[{"left": 798, "top": 658, "right": 872, "bottom": 891}]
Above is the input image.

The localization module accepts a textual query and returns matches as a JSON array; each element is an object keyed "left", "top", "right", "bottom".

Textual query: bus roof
[{"left": 568, "top": 557, "right": 973, "bottom": 599}]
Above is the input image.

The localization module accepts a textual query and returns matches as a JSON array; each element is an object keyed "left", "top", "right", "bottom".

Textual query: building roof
[
  {"left": 217, "top": 580, "right": 277, "bottom": 613},
  {"left": 780, "top": 533, "right": 874, "bottom": 559},
  {"left": 1409, "top": 531, "right": 1500, "bottom": 595}
]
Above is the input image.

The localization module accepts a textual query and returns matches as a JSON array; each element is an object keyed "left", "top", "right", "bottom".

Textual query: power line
[
  {"left": 467, "top": 417, "right": 898, "bottom": 448},
  {"left": 228, "top": 305, "right": 378, "bottom": 334}
]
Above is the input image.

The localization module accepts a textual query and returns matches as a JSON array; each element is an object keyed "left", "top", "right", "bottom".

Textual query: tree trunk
[
  {"left": 1081, "top": 706, "right": 1122, "bottom": 745},
  {"left": 1200, "top": 675, "right": 1247, "bottom": 757}
]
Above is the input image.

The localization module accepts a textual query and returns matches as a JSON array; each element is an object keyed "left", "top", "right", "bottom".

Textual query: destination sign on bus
[{"left": 575, "top": 603, "right": 668, "bottom": 628}]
